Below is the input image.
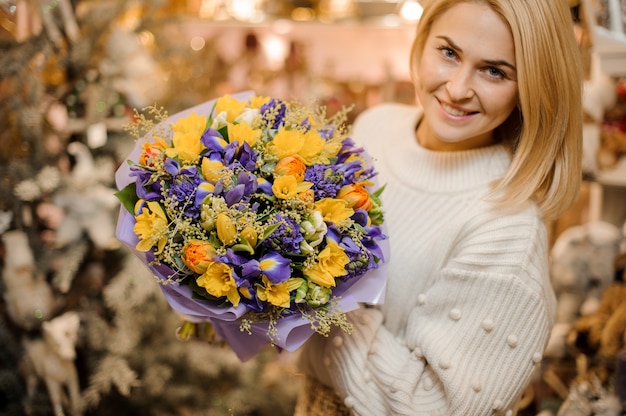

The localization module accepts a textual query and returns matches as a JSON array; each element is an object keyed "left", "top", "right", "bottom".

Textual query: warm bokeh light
[{"left": 400, "top": 0, "right": 423, "bottom": 21}]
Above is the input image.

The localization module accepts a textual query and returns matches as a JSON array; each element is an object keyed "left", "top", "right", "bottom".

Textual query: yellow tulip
[
  {"left": 240, "top": 226, "right": 258, "bottom": 247},
  {"left": 201, "top": 158, "right": 224, "bottom": 184},
  {"left": 216, "top": 213, "right": 237, "bottom": 245},
  {"left": 139, "top": 137, "right": 168, "bottom": 167}
]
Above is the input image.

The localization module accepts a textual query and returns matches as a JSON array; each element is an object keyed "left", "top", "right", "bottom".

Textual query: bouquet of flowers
[{"left": 115, "top": 91, "right": 388, "bottom": 361}]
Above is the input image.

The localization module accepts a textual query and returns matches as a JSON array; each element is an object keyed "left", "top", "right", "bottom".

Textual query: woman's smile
[{"left": 438, "top": 99, "right": 477, "bottom": 118}]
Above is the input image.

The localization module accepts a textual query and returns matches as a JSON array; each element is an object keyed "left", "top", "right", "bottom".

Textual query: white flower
[
  {"left": 14, "top": 179, "right": 41, "bottom": 201},
  {"left": 234, "top": 108, "right": 261, "bottom": 127},
  {"left": 211, "top": 111, "right": 228, "bottom": 130}
]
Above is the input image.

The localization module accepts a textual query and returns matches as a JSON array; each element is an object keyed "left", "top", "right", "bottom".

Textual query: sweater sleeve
[{"left": 324, "top": 214, "right": 556, "bottom": 416}]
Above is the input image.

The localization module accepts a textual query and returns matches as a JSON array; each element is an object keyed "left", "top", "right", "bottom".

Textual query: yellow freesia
[
  {"left": 314, "top": 198, "right": 354, "bottom": 224},
  {"left": 257, "top": 276, "right": 303, "bottom": 308},
  {"left": 164, "top": 112, "right": 207, "bottom": 163},
  {"left": 196, "top": 262, "right": 240, "bottom": 306},
  {"left": 271, "top": 128, "right": 304, "bottom": 160},
  {"left": 298, "top": 129, "right": 325, "bottom": 165},
  {"left": 134, "top": 201, "right": 169, "bottom": 254},
  {"left": 228, "top": 121, "right": 261, "bottom": 147},
  {"left": 215, "top": 95, "right": 246, "bottom": 123},
  {"left": 304, "top": 240, "right": 349, "bottom": 288}
]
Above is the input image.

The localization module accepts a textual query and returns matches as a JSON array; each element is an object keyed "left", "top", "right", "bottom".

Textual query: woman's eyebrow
[{"left": 436, "top": 35, "right": 517, "bottom": 72}]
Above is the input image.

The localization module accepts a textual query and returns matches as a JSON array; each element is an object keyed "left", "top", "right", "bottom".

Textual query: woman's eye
[
  {"left": 442, "top": 47, "right": 455, "bottom": 58},
  {"left": 437, "top": 46, "right": 456, "bottom": 59},
  {"left": 487, "top": 67, "right": 505, "bottom": 79}
]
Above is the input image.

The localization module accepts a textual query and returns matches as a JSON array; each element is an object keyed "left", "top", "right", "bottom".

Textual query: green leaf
[
  {"left": 371, "top": 183, "right": 386, "bottom": 199},
  {"left": 260, "top": 222, "right": 281, "bottom": 242},
  {"left": 218, "top": 125, "right": 229, "bottom": 142},
  {"left": 115, "top": 183, "right": 139, "bottom": 214},
  {"left": 232, "top": 238, "right": 255, "bottom": 255}
]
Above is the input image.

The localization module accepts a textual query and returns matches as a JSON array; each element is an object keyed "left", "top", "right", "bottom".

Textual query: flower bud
[
  {"left": 216, "top": 213, "right": 237, "bottom": 245},
  {"left": 307, "top": 283, "right": 331, "bottom": 307},
  {"left": 337, "top": 183, "right": 373, "bottom": 211},
  {"left": 201, "top": 158, "right": 224, "bottom": 184},
  {"left": 275, "top": 155, "right": 306, "bottom": 181},
  {"left": 182, "top": 239, "right": 217, "bottom": 274},
  {"left": 240, "top": 225, "right": 258, "bottom": 247},
  {"left": 139, "top": 138, "right": 167, "bottom": 167}
]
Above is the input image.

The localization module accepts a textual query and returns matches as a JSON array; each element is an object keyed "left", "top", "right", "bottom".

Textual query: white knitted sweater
[{"left": 298, "top": 104, "right": 557, "bottom": 416}]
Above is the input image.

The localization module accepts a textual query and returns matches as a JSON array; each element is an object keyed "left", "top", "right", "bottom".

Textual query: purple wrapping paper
[{"left": 114, "top": 92, "right": 389, "bottom": 361}]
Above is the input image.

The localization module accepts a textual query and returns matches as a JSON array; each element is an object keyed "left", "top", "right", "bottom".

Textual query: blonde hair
[{"left": 410, "top": 0, "right": 583, "bottom": 221}]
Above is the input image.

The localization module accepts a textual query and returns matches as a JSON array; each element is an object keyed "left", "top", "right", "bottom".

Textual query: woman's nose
[{"left": 446, "top": 68, "right": 474, "bottom": 101}]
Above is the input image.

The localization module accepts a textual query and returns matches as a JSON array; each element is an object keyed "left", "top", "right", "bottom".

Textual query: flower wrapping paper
[{"left": 115, "top": 91, "right": 389, "bottom": 361}]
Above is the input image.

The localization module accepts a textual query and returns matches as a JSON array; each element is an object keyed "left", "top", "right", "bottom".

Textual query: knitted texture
[{"left": 298, "top": 104, "right": 557, "bottom": 416}]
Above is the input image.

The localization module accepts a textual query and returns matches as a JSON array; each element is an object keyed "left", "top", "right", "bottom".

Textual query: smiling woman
[
  {"left": 295, "top": 0, "right": 584, "bottom": 415},
  {"left": 413, "top": 2, "right": 519, "bottom": 151}
]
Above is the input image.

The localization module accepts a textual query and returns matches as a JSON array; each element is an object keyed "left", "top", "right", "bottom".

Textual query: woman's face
[{"left": 414, "top": 1, "right": 519, "bottom": 151}]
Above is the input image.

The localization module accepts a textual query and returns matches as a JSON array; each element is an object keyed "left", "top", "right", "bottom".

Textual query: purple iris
[
  {"left": 261, "top": 213, "right": 304, "bottom": 254},
  {"left": 235, "top": 141, "right": 257, "bottom": 171},
  {"left": 361, "top": 224, "right": 386, "bottom": 264},
  {"left": 224, "top": 171, "right": 259, "bottom": 206},
  {"left": 261, "top": 98, "right": 287, "bottom": 129},
  {"left": 200, "top": 127, "right": 226, "bottom": 150},
  {"left": 216, "top": 250, "right": 291, "bottom": 312},
  {"left": 351, "top": 209, "right": 386, "bottom": 264},
  {"left": 335, "top": 140, "right": 377, "bottom": 184},
  {"left": 241, "top": 252, "right": 291, "bottom": 284},
  {"left": 164, "top": 159, "right": 202, "bottom": 219},
  {"left": 130, "top": 166, "right": 162, "bottom": 201},
  {"left": 222, "top": 142, "right": 238, "bottom": 165}
]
